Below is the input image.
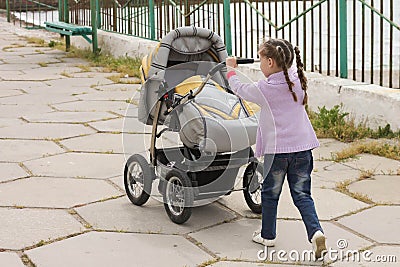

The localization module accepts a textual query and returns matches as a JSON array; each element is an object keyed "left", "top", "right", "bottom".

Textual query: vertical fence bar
[
  {"left": 353, "top": 0, "right": 356, "bottom": 80},
  {"left": 64, "top": 0, "right": 70, "bottom": 51},
  {"left": 319, "top": 0, "right": 322, "bottom": 73},
  {"left": 370, "top": 0, "right": 374, "bottom": 84},
  {"left": 327, "top": 0, "right": 330, "bottom": 75},
  {"left": 288, "top": 0, "right": 292, "bottom": 43},
  {"left": 6, "top": 0, "right": 10, "bottom": 22},
  {"left": 302, "top": 0, "right": 306, "bottom": 70},
  {"left": 149, "top": 0, "right": 155, "bottom": 40},
  {"left": 311, "top": 0, "right": 314, "bottom": 71},
  {"left": 223, "top": 0, "right": 232, "bottom": 56},
  {"left": 361, "top": 1, "right": 365, "bottom": 82},
  {"left": 339, "top": 0, "right": 348, "bottom": 78},
  {"left": 379, "top": 0, "right": 383, "bottom": 86},
  {"left": 91, "top": 0, "right": 98, "bottom": 54},
  {"left": 389, "top": 0, "right": 393, "bottom": 88},
  {"left": 97, "top": 0, "right": 101, "bottom": 28}
]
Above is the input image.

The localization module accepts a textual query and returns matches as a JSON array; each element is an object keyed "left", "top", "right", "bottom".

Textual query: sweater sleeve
[{"left": 227, "top": 72, "right": 265, "bottom": 105}]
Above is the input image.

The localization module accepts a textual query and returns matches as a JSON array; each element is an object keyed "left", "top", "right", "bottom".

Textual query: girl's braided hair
[{"left": 258, "top": 39, "right": 308, "bottom": 105}]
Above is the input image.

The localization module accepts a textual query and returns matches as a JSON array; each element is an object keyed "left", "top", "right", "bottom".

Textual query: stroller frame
[{"left": 124, "top": 27, "right": 263, "bottom": 224}]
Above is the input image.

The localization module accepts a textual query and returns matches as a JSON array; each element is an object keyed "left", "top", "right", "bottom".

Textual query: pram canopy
[{"left": 137, "top": 27, "right": 259, "bottom": 153}]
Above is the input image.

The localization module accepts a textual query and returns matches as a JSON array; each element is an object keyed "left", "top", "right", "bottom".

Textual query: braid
[
  {"left": 277, "top": 46, "right": 297, "bottom": 102},
  {"left": 294, "top": 46, "right": 308, "bottom": 105}
]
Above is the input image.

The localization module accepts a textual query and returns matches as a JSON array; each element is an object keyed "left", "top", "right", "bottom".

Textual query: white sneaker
[
  {"left": 252, "top": 230, "right": 275, "bottom": 247},
  {"left": 311, "top": 230, "right": 327, "bottom": 260}
]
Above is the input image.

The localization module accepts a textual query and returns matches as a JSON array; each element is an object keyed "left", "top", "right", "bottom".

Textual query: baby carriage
[{"left": 124, "top": 26, "right": 263, "bottom": 224}]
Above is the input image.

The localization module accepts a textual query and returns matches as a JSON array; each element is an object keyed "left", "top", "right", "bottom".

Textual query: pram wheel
[
  {"left": 243, "top": 162, "right": 263, "bottom": 214},
  {"left": 163, "top": 170, "right": 194, "bottom": 224},
  {"left": 124, "top": 154, "right": 153, "bottom": 206}
]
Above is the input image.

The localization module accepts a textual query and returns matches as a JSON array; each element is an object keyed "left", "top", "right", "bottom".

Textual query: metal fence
[{"left": 3, "top": 0, "right": 400, "bottom": 88}]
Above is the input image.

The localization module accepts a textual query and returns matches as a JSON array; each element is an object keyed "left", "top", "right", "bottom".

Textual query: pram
[{"left": 124, "top": 27, "right": 263, "bottom": 224}]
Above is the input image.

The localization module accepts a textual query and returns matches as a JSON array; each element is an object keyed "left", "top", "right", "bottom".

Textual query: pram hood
[
  {"left": 137, "top": 27, "right": 259, "bottom": 153},
  {"left": 138, "top": 27, "right": 228, "bottom": 125}
]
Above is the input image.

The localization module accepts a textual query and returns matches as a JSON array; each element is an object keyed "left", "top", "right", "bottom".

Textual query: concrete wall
[{"left": 71, "top": 30, "right": 400, "bottom": 130}]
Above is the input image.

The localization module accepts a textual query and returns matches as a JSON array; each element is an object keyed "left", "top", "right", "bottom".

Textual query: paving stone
[
  {"left": 0, "top": 89, "right": 23, "bottom": 98},
  {"left": 76, "top": 90, "right": 134, "bottom": 101},
  {"left": 89, "top": 117, "right": 152, "bottom": 133},
  {"left": 109, "top": 176, "right": 124, "bottom": 190},
  {"left": 0, "top": 140, "right": 65, "bottom": 162},
  {"left": 278, "top": 186, "right": 369, "bottom": 220},
  {"left": 75, "top": 197, "right": 236, "bottom": 234},
  {"left": 2, "top": 46, "right": 54, "bottom": 54},
  {"left": 23, "top": 85, "right": 98, "bottom": 97},
  {"left": 0, "top": 208, "right": 83, "bottom": 250},
  {"left": 26, "top": 231, "right": 212, "bottom": 267},
  {"left": 24, "top": 153, "right": 125, "bottom": 179},
  {"left": 347, "top": 175, "right": 400, "bottom": 204},
  {"left": 0, "top": 163, "right": 28, "bottom": 182},
  {"left": 0, "top": 63, "right": 38, "bottom": 71},
  {"left": 312, "top": 162, "right": 361, "bottom": 189},
  {"left": 338, "top": 206, "right": 400, "bottom": 244},
  {"left": 0, "top": 70, "right": 24, "bottom": 80},
  {"left": 220, "top": 182, "right": 369, "bottom": 221},
  {"left": 0, "top": 104, "right": 55, "bottom": 118},
  {"left": 20, "top": 68, "right": 63, "bottom": 81},
  {"left": 93, "top": 83, "right": 139, "bottom": 92},
  {"left": 23, "top": 111, "right": 117, "bottom": 123},
  {"left": 332, "top": 245, "right": 400, "bottom": 266},
  {"left": 52, "top": 100, "right": 128, "bottom": 113},
  {"left": 3, "top": 54, "right": 62, "bottom": 65},
  {"left": 342, "top": 154, "right": 400, "bottom": 175},
  {"left": 60, "top": 133, "right": 152, "bottom": 154},
  {"left": 0, "top": 177, "right": 122, "bottom": 208},
  {"left": 189, "top": 219, "right": 371, "bottom": 264},
  {"left": 44, "top": 77, "right": 112, "bottom": 88},
  {"left": 313, "top": 139, "right": 349, "bottom": 161},
  {"left": 0, "top": 80, "right": 48, "bottom": 90},
  {"left": 0, "top": 94, "right": 79, "bottom": 105},
  {"left": 0, "top": 123, "right": 95, "bottom": 139},
  {"left": 0, "top": 118, "right": 26, "bottom": 129},
  {"left": 0, "top": 253, "right": 25, "bottom": 267}
]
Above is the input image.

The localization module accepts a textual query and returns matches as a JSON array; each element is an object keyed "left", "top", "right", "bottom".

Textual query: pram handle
[
  {"left": 236, "top": 58, "right": 257, "bottom": 64},
  {"left": 164, "top": 59, "right": 256, "bottom": 115}
]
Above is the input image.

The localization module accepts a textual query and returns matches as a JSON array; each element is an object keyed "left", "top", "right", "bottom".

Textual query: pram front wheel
[
  {"left": 124, "top": 154, "right": 153, "bottom": 206},
  {"left": 163, "top": 170, "right": 194, "bottom": 224},
  {"left": 243, "top": 162, "right": 263, "bottom": 214}
]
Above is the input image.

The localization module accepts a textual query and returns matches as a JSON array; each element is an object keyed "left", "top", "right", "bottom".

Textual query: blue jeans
[{"left": 261, "top": 150, "right": 323, "bottom": 242}]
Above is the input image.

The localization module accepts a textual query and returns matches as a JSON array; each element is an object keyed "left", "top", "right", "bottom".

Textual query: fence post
[
  {"left": 91, "top": 0, "right": 99, "bottom": 54},
  {"left": 6, "top": 0, "right": 10, "bottom": 22},
  {"left": 223, "top": 0, "right": 232, "bottom": 56},
  {"left": 97, "top": 0, "right": 101, "bottom": 29},
  {"left": 63, "top": 0, "right": 70, "bottom": 51},
  {"left": 339, "top": 0, "right": 348, "bottom": 78},
  {"left": 149, "top": 0, "right": 155, "bottom": 40}
]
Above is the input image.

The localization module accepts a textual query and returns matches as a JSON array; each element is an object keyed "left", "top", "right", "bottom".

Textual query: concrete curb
[{"left": 71, "top": 30, "right": 400, "bottom": 130}]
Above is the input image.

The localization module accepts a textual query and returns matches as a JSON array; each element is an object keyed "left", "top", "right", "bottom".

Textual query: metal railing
[{"left": 3, "top": 0, "right": 400, "bottom": 88}]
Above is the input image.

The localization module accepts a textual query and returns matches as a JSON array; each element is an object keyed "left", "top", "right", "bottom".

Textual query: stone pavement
[{"left": 0, "top": 16, "right": 399, "bottom": 267}]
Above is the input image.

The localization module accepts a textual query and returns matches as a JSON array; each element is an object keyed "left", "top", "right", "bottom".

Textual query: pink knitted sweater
[{"left": 227, "top": 67, "right": 319, "bottom": 157}]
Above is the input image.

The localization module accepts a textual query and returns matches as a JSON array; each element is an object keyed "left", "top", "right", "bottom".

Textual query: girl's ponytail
[
  {"left": 294, "top": 46, "right": 308, "bottom": 105},
  {"left": 277, "top": 46, "right": 297, "bottom": 102}
]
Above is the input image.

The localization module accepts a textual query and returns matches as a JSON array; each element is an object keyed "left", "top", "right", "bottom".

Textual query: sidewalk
[{"left": 0, "top": 16, "right": 399, "bottom": 267}]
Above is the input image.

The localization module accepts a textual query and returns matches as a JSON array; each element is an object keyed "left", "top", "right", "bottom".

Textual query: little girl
[{"left": 226, "top": 38, "right": 327, "bottom": 260}]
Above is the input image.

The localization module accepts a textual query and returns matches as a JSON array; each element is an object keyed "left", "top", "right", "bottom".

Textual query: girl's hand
[{"left": 226, "top": 57, "right": 237, "bottom": 68}]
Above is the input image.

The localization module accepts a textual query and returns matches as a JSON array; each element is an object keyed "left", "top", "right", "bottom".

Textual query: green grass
[
  {"left": 308, "top": 104, "right": 400, "bottom": 142},
  {"left": 333, "top": 140, "right": 400, "bottom": 162},
  {"left": 66, "top": 47, "right": 141, "bottom": 78},
  {"left": 309, "top": 105, "right": 399, "bottom": 161}
]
